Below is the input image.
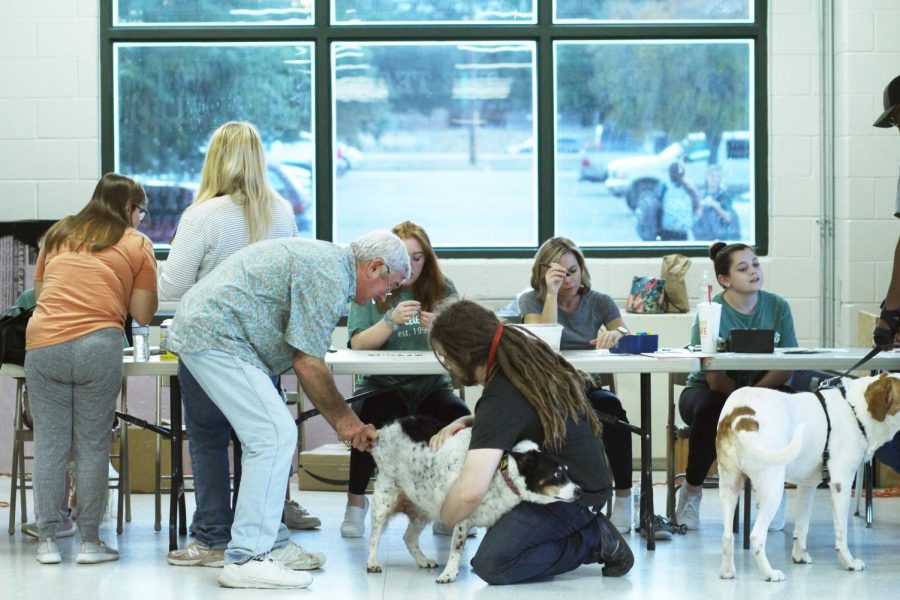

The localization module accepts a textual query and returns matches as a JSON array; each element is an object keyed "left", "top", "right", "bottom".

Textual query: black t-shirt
[{"left": 469, "top": 372, "right": 612, "bottom": 507}]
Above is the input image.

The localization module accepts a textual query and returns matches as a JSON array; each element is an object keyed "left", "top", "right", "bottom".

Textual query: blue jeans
[
  {"left": 876, "top": 431, "right": 900, "bottom": 473},
  {"left": 179, "top": 355, "right": 291, "bottom": 561},
  {"left": 471, "top": 501, "right": 602, "bottom": 585}
]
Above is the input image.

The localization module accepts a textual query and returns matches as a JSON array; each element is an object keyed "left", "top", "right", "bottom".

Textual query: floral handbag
[{"left": 625, "top": 276, "right": 666, "bottom": 314}]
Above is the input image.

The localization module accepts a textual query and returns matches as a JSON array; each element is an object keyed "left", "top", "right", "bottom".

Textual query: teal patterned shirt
[{"left": 168, "top": 238, "right": 356, "bottom": 376}]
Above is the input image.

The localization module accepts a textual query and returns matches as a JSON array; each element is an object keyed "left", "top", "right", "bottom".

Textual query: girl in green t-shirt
[
  {"left": 675, "top": 242, "right": 797, "bottom": 532},
  {"left": 340, "top": 221, "right": 470, "bottom": 538}
]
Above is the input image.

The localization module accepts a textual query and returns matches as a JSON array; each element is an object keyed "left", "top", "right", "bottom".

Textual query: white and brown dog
[
  {"left": 716, "top": 373, "right": 900, "bottom": 582},
  {"left": 366, "top": 415, "right": 581, "bottom": 583}
]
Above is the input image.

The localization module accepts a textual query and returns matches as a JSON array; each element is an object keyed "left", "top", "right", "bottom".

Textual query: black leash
[
  {"left": 817, "top": 347, "right": 881, "bottom": 390},
  {"left": 295, "top": 378, "right": 412, "bottom": 424}
]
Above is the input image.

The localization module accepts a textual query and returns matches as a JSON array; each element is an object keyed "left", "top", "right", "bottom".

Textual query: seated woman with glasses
[
  {"left": 427, "top": 300, "right": 632, "bottom": 584},
  {"left": 340, "top": 221, "right": 470, "bottom": 538},
  {"left": 518, "top": 237, "right": 640, "bottom": 535}
]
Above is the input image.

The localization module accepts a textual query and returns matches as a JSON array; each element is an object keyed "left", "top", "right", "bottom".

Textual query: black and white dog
[{"left": 366, "top": 416, "right": 582, "bottom": 583}]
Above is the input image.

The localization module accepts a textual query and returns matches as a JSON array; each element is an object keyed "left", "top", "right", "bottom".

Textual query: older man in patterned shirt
[{"left": 168, "top": 229, "right": 409, "bottom": 589}]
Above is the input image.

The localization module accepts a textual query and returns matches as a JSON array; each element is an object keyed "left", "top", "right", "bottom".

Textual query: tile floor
[{"left": 2, "top": 476, "right": 899, "bottom": 599}]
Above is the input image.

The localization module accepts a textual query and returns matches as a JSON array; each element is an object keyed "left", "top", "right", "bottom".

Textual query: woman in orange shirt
[{"left": 25, "top": 173, "right": 158, "bottom": 565}]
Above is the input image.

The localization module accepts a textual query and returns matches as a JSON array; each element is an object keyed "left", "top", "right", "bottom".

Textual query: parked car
[
  {"left": 268, "top": 134, "right": 362, "bottom": 177},
  {"left": 505, "top": 136, "right": 582, "bottom": 155},
  {"left": 605, "top": 131, "right": 750, "bottom": 211},
  {"left": 578, "top": 143, "right": 608, "bottom": 182}
]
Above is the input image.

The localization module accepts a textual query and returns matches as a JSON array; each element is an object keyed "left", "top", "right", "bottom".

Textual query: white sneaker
[
  {"left": 36, "top": 540, "right": 61, "bottom": 564},
  {"left": 76, "top": 541, "right": 119, "bottom": 564},
  {"left": 609, "top": 494, "right": 633, "bottom": 534},
  {"left": 269, "top": 540, "right": 326, "bottom": 570},
  {"left": 675, "top": 485, "right": 702, "bottom": 530},
  {"left": 218, "top": 556, "right": 313, "bottom": 589},
  {"left": 340, "top": 497, "right": 368, "bottom": 538}
]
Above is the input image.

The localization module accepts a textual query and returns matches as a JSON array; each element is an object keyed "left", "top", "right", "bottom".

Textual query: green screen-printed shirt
[
  {"left": 168, "top": 238, "right": 356, "bottom": 376},
  {"left": 347, "top": 279, "right": 457, "bottom": 411},
  {"left": 684, "top": 289, "right": 797, "bottom": 388}
]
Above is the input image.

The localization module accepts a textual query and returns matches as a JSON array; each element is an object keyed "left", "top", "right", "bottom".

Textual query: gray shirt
[
  {"left": 517, "top": 288, "right": 621, "bottom": 350},
  {"left": 168, "top": 238, "right": 356, "bottom": 375}
]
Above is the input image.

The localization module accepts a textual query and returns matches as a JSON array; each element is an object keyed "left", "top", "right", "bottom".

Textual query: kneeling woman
[{"left": 428, "top": 300, "right": 633, "bottom": 584}]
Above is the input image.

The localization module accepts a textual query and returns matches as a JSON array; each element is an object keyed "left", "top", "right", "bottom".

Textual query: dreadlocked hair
[{"left": 430, "top": 300, "right": 602, "bottom": 452}]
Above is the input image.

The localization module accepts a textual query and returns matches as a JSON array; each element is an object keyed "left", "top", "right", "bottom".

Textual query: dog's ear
[
  {"left": 865, "top": 374, "right": 900, "bottom": 422},
  {"left": 509, "top": 450, "right": 537, "bottom": 472}
]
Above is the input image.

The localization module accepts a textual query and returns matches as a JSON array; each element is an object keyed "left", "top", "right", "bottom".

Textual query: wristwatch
[
  {"left": 616, "top": 326, "right": 630, "bottom": 335},
  {"left": 382, "top": 309, "right": 398, "bottom": 331}
]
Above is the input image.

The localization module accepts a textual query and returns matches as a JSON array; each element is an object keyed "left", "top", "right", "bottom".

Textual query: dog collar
[{"left": 498, "top": 454, "right": 520, "bottom": 496}]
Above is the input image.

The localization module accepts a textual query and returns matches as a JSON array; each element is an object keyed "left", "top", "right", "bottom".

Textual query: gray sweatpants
[{"left": 25, "top": 328, "right": 123, "bottom": 542}]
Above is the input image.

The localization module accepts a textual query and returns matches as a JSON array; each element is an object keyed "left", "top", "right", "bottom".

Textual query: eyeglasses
[
  {"left": 381, "top": 263, "right": 400, "bottom": 296},
  {"left": 135, "top": 205, "right": 148, "bottom": 222}
]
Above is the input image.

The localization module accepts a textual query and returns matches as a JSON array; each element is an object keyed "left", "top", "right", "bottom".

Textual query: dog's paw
[
  {"left": 366, "top": 563, "right": 383, "bottom": 574},
  {"left": 718, "top": 567, "right": 735, "bottom": 579},
  {"left": 763, "top": 569, "right": 785, "bottom": 582},
  {"left": 435, "top": 569, "right": 458, "bottom": 584},
  {"left": 416, "top": 557, "right": 438, "bottom": 569},
  {"left": 791, "top": 551, "right": 812, "bottom": 564},
  {"left": 846, "top": 558, "right": 865, "bottom": 572}
]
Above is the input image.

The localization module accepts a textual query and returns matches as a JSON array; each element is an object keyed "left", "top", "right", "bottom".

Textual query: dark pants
[
  {"left": 588, "top": 388, "right": 632, "bottom": 490},
  {"left": 348, "top": 387, "right": 470, "bottom": 495},
  {"left": 678, "top": 385, "right": 729, "bottom": 487},
  {"left": 471, "top": 501, "right": 603, "bottom": 585}
]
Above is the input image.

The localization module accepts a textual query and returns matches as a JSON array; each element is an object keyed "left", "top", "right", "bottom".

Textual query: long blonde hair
[
  {"left": 194, "top": 121, "right": 273, "bottom": 243},
  {"left": 42, "top": 173, "right": 145, "bottom": 254}
]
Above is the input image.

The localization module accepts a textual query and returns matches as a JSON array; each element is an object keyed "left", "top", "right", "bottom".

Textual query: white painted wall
[{"left": 1, "top": 1, "right": 898, "bottom": 471}]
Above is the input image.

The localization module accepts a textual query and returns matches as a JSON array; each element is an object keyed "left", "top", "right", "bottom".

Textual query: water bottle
[
  {"left": 131, "top": 321, "right": 150, "bottom": 362},
  {"left": 632, "top": 482, "right": 641, "bottom": 531}
]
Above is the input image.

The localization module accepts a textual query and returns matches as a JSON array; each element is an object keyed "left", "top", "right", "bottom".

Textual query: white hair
[{"left": 350, "top": 229, "right": 411, "bottom": 279}]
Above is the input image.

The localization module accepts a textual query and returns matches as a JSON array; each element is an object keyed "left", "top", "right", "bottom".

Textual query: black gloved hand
[{"left": 873, "top": 309, "right": 900, "bottom": 350}]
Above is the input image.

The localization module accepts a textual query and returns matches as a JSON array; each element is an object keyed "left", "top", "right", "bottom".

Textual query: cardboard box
[
  {"left": 111, "top": 426, "right": 171, "bottom": 493},
  {"left": 298, "top": 443, "right": 372, "bottom": 492},
  {"left": 876, "top": 461, "right": 900, "bottom": 488}
]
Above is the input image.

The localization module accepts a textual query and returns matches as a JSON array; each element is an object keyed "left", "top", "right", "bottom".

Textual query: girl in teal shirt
[
  {"left": 340, "top": 221, "right": 470, "bottom": 538},
  {"left": 675, "top": 242, "right": 797, "bottom": 531}
]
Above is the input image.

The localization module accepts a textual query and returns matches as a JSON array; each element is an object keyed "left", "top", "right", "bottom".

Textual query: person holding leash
[{"left": 427, "top": 300, "right": 633, "bottom": 584}]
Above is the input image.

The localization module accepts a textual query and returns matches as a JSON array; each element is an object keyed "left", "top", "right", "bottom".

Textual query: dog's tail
[{"left": 735, "top": 424, "right": 805, "bottom": 466}]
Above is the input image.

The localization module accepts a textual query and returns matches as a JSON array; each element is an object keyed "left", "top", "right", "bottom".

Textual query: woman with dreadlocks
[{"left": 427, "top": 300, "right": 633, "bottom": 584}]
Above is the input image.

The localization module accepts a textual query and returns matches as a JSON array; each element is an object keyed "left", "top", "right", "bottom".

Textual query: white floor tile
[{"left": 2, "top": 476, "right": 899, "bottom": 599}]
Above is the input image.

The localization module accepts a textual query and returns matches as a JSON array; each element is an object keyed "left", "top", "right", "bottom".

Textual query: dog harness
[
  {"left": 813, "top": 383, "right": 869, "bottom": 485},
  {"left": 498, "top": 454, "right": 520, "bottom": 496}
]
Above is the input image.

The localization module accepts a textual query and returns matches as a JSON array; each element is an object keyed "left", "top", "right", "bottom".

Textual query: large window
[{"left": 102, "top": 0, "right": 767, "bottom": 256}]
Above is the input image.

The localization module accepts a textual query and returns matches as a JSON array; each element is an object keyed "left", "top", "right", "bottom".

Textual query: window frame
[{"left": 100, "top": 0, "right": 768, "bottom": 259}]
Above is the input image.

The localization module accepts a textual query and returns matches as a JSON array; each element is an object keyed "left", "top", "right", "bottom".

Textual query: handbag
[
  {"left": 661, "top": 253, "right": 692, "bottom": 313},
  {"left": 625, "top": 276, "right": 666, "bottom": 314},
  {"left": 0, "top": 306, "right": 33, "bottom": 366}
]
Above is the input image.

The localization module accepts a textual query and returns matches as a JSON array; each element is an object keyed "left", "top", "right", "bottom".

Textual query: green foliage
[{"left": 118, "top": 44, "right": 312, "bottom": 177}]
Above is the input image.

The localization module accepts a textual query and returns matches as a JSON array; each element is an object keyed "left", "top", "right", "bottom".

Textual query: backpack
[{"left": 0, "top": 305, "right": 33, "bottom": 366}]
